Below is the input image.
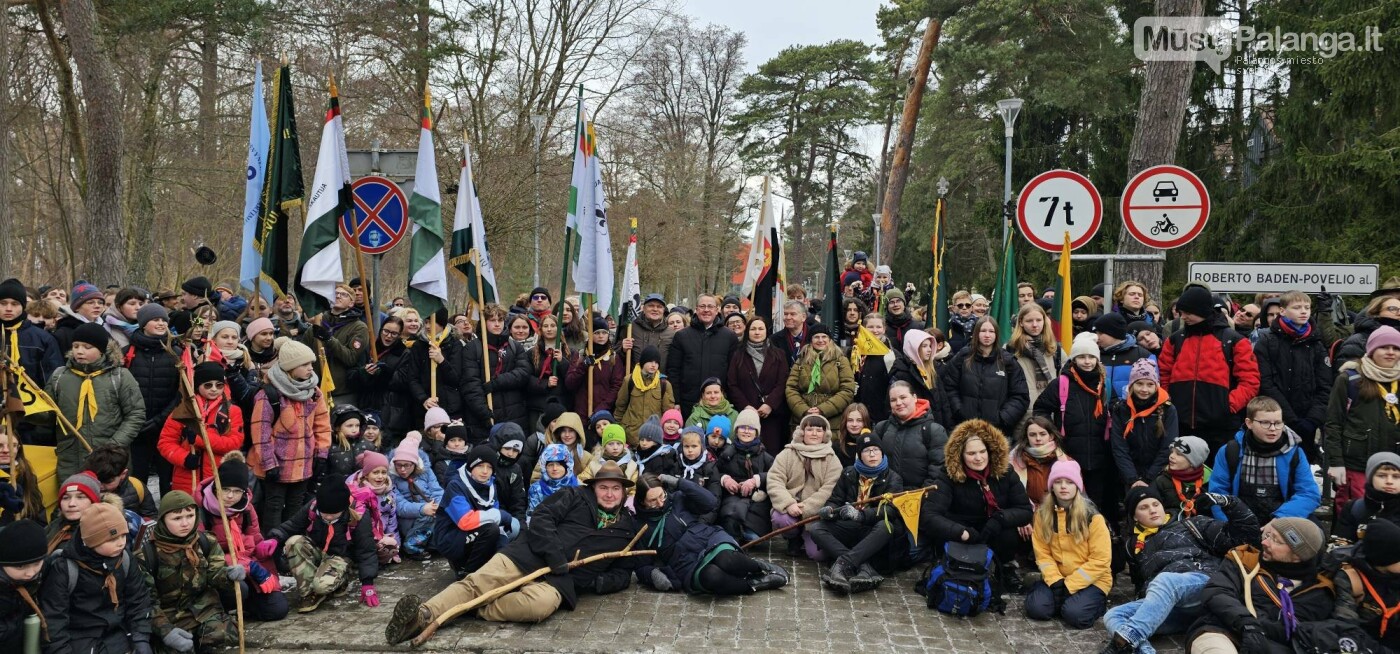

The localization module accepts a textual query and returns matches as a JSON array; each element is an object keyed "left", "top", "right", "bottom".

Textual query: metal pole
[
  {"left": 871, "top": 213, "right": 881, "bottom": 268},
  {"left": 371, "top": 255, "right": 381, "bottom": 322},
  {"left": 532, "top": 115, "right": 545, "bottom": 288},
  {"left": 1002, "top": 132, "right": 1012, "bottom": 247}
]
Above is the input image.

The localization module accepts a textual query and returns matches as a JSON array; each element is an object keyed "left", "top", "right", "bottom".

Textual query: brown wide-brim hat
[{"left": 585, "top": 461, "right": 635, "bottom": 488}]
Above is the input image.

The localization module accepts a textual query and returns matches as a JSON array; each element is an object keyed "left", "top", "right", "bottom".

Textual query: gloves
[
  {"left": 650, "top": 568, "right": 673, "bottom": 591},
  {"left": 263, "top": 467, "right": 280, "bottom": 484},
  {"left": 247, "top": 561, "right": 280, "bottom": 593},
  {"left": 183, "top": 452, "right": 202, "bottom": 471},
  {"left": 498, "top": 511, "right": 514, "bottom": 534},
  {"left": 1240, "top": 624, "right": 1272, "bottom": 652},
  {"left": 0, "top": 481, "right": 22, "bottom": 512},
  {"left": 360, "top": 584, "right": 380, "bottom": 607},
  {"left": 183, "top": 427, "right": 197, "bottom": 444},
  {"left": 226, "top": 564, "right": 247, "bottom": 581},
  {"left": 254, "top": 539, "right": 279, "bottom": 559},
  {"left": 658, "top": 474, "right": 680, "bottom": 490},
  {"left": 312, "top": 323, "right": 331, "bottom": 341},
  {"left": 1050, "top": 580, "right": 1069, "bottom": 606},
  {"left": 133, "top": 641, "right": 155, "bottom": 654},
  {"left": 1197, "top": 492, "right": 1233, "bottom": 509},
  {"left": 818, "top": 506, "right": 836, "bottom": 521},
  {"left": 838, "top": 504, "right": 861, "bottom": 522},
  {"left": 549, "top": 559, "right": 570, "bottom": 575},
  {"left": 162, "top": 629, "right": 194, "bottom": 653},
  {"left": 581, "top": 355, "right": 596, "bottom": 367}
]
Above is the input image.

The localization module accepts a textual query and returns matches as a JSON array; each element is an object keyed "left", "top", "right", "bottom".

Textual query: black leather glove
[
  {"left": 1197, "top": 492, "right": 1233, "bottom": 509},
  {"left": 581, "top": 355, "right": 596, "bottom": 367},
  {"left": 263, "top": 467, "right": 280, "bottom": 484},
  {"left": 183, "top": 452, "right": 202, "bottom": 471},
  {"left": 1050, "top": 580, "right": 1069, "bottom": 605},
  {"left": 183, "top": 427, "right": 197, "bottom": 444},
  {"left": 658, "top": 474, "right": 679, "bottom": 490},
  {"left": 312, "top": 323, "right": 331, "bottom": 341}
]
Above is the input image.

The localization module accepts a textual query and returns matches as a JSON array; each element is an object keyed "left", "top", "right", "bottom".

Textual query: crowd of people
[{"left": 0, "top": 257, "right": 1398, "bottom": 654}]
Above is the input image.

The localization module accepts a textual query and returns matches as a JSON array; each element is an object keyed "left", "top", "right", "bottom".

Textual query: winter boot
[
  {"left": 848, "top": 562, "right": 884, "bottom": 593},
  {"left": 385, "top": 595, "right": 433, "bottom": 645},
  {"left": 1098, "top": 633, "right": 1133, "bottom": 654},
  {"left": 1000, "top": 563, "right": 1026, "bottom": 595},
  {"left": 822, "top": 557, "right": 857, "bottom": 594},
  {"left": 750, "top": 561, "right": 790, "bottom": 591},
  {"left": 785, "top": 537, "right": 806, "bottom": 558}
]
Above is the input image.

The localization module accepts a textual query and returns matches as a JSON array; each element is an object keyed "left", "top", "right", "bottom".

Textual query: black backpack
[{"left": 918, "top": 542, "right": 996, "bottom": 616}]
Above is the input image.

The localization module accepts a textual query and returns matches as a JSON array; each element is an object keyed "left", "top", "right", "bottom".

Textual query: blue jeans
[{"left": 1102, "top": 571, "right": 1209, "bottom": 654}]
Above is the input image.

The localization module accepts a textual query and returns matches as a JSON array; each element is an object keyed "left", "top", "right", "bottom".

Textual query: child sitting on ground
[
  {"left": 1025, "top": 461, "right": 1112, "bottom": 629},
  {"left": 583, "top": 424, "right": 640, "bottom": 489},
  {"left": 706, "top": 416, "right": 731, "bottom": 459},
  {"left": 138, "top": 491, "right": 242, "bottom": 653},
  {"left": 39, "top": 502, "right": 153, "bottom": 653},
  {"left": 347, "top": 451, "right": 399, "bottom": 565},
  {"left": 636, "top": 416, "right": 681, "bottom": 476},
  {"left": 0, "top": 519, "right": 47, "bottom": 650},
  {"left": 431, "top": 423, "right": 473, "bottom": 486},
  {"left": 1152, "top": 435, "right": 1212, "bottom": 520},
  {"left": 389, "top": 432, "right": 443, "bottom": 560},
  {"left": 45, "top": 472, "right": 101, "bottom": 553},
  {"left": 198, "top": 453, "right": 288, "bottom": 622},
  {"left": 433, "top": 445, "right": 522, "bottom": 579},
  {"left": 527, "top": 444, "right": 580, "bottom": 521},
  {"left": 264, "top": 476, "right": 380, "bottom": 613}
]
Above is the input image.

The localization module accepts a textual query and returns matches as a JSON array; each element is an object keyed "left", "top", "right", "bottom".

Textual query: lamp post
[
  {"left": 995, "top": 98, "right": 1023, "bottom": 247},
  {"left": 530, "top": 114, "right": 545, "bottom": 288},
  {"left": 871, "top": 213, "right": 882, "bottom": 268}
]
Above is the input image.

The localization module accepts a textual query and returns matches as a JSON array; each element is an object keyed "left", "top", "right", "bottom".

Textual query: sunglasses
[
  {"left": 200, "top": 381, "right": 225, "bottom": 390},
  {"left": 955, "top": 303, "right": 972, "bottom": 309},
  {"left": 531, "top": 294, "right": 549, "bottom": 301}
]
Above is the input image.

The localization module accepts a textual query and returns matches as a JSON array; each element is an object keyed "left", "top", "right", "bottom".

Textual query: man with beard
[
  {"left": 385, "top": 462, "right": 640, "bottom": 642},
  {"left": 310, "top": 283, "right": 369, "bottom": 407},
  {"left": 629, "top": 294, "right": 674, "bottom": 370}
]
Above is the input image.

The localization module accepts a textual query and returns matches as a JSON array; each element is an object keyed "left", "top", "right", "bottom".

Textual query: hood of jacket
[{"left": 943, "top": 418, "right": 1010, "bottom": 483}]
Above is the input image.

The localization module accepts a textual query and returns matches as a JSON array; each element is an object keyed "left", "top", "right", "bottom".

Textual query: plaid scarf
[{"left": 1240, "top": 448, "right": 1280, "bottom": 489}]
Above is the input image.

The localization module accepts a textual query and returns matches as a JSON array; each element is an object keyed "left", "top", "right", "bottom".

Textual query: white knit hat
[{"left": 1069, "top": 332, "right": 1100, "bottom": 361}]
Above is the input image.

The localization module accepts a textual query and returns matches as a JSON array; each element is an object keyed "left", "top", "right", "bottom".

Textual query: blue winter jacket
[
  {"left": 390, "top": 449, "right": 444, "bottom": 519},
  {"left": 1101, "top": 335, "right": 1156, "bottom": 405},
  {"left": 1207, "top": 428, "right": 1320, "bottom": 521}
]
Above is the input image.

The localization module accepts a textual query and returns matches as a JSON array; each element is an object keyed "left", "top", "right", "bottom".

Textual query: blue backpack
[{"left": 922, "top": 542, "right": 995, "bottom": 616}]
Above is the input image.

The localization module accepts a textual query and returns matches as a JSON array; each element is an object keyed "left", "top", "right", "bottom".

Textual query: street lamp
[
  {"left": 937, "top": 176, "right": 949, "bottom": 199},
  {"left": 995, "top": 98, "right": 1023, "bottom": 247},
  {"left": 530, "top": 114, "right": 545, "bottom": 288},
  {"left": 871, "top": 213, "right": 882, "bottom": 268}
]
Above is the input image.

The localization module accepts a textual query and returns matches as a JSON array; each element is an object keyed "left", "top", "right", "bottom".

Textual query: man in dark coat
[
  {"left": 666, "top": 294, "right": 738, "bottom": 416},
  {"left": 1252, "top": 291, "right": 1332, "bottom": 461},
  {"left": 386, "top": 462, "right": 640, "bottom": 643},
  {"left": 629, "top": 294, "right": 674, "bottom": 371}
]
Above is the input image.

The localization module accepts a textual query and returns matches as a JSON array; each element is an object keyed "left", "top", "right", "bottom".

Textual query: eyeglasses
[
  {"left": 1252, "top": 420, "right": 1285, "bottom": 430},
  {"left": 1381, "top": 305, "right": 1400, "bottom": 315},
  {"left": 382, "top": 329, "right": 401, "bottom": 336},
  {"left": 531, "top": 294, "right": 549, "bottom": 301}
]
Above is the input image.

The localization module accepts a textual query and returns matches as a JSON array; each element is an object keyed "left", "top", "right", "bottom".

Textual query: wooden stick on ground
[
  {"left": 741, "top": 484, "right": 937, "bottom": 550},
  {"left": 410, "top": 525, "right": 653, "bottom": 648}
]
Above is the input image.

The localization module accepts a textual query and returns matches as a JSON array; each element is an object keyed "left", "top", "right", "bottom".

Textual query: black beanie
[
  {"left": 1125, "top": 486, "right": 1163, "bottom": 516},
  {"left": 316, "top": 476, "right": 351, "bottom": 514},
  {"left": 1363, "top": 518, "right": 1400, "bottom": 567},
  {"left": 169, "top": 310, "right": 192, "bottom": 335},
  {"left": 193, "top": 361, "right": 224, "bottom": 388},
  {"left": 808, "top": 322, "right": 832, "bottom": 339},
  {"left": 591, "top": 316, "right": 609, "bottom": 332},
  {"left": 443, "top": 423, "right": 470, "bottom": 443},
  {"left": 1090, "top": 283, "right": 1107, "bottom": 298},
  {"left": 0, "top": 519, "right": 48, "bottom": 565},
  {"left": 1093, "top": 312, "right": 1129, "bottom": 340},
  {"left": 217, "top": 459, "right": 249, "bottom": 491},
  {"left": 467, "top": 444, "right": 498, "bottom": 472},
  {"left": 1176, "top": 285, "right": 1216, "bottom": 317},
  {"left": 638, "top": 345, "right": 661, "bottom": 367},
  {"left": 72, "top": 322, "right": 110, "bottom": 352},
  {"left": 0, "top": 278, "right": 25, "bottom": 306},
  {"left": 530, "top": 287, "right": 552, "bottom": 302},
  {"left": 181, "top": 276, "right": 215, "bottom": 301},
  {"left": 541, "top": 398, "right": 567, "bottom": 430}
]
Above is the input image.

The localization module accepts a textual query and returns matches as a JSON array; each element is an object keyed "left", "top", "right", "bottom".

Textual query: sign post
[
  {"left": 1016, "top": 169, "right": 1103, "bottom": 252},
  {"left": 1188, "top": 262, "right": 1379, "bottom": 295}
]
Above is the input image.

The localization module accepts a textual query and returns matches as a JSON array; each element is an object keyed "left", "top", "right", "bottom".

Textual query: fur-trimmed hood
[{"left": 943, "top": 418, "right": 1010, "bottom": 483}]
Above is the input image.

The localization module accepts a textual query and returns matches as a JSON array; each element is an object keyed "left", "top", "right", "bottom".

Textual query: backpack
[
  {"left": 1057, "top": 375, "right": 1112, "bottom": 441},
  {"left": 1168, "top": 328, "right": 1239, "bottom": 372},
  {"left": 57, "top": 549, "right": 132, "bottom": 596},
  {"left": 920, "top": 542, "right": 995, "bottom": 616}
]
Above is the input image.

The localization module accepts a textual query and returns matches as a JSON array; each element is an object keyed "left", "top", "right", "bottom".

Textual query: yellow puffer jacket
[{"left": 1032, "top": 505, "right": 1114, "bottom": 594}]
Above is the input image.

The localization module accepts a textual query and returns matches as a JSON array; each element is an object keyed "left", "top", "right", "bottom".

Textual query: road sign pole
[
  {"left": 372, "top": 254, "right": 381, "bottom": 324},
  {"left": 1053, "top": 252, "right": 1168, "bottom": 304}
]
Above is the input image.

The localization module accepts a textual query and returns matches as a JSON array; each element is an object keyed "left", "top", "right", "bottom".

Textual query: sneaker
[
  {"left": 297, "top": 593, "right": 325, "bottom": 614},
  {"left": 1099, "top": 633, "right": 1133, "bottom": 654},
  {"left": 385, "top": 595, "right": 432, "bottom": 645}
]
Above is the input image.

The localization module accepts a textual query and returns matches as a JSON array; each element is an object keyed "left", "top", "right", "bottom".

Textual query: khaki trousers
[
  {"left": 423, "top": 553, "right": 562, "bottom": 623},
  {"left": 1190, "top": 632, "right": 1238, "bottom": 654}
]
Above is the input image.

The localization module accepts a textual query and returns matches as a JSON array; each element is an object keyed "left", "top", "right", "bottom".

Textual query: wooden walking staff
[
  {"left": 173, "top": 363, "right": 246, "bottom": 653},
  {"left": 474, "top": 250, "right": 493, "bottom": 413},
  {"left": 410, "top": 525, "right": 654, "bottom": 647},
  {"left": 1, "top": 356, "right": 93, "bottom": 453},
  {"left": 741, "top": 484, "right": 938, "bottom": 550},
  {"left": 349, "top": 225, "right": 379, "bottom": 362}
]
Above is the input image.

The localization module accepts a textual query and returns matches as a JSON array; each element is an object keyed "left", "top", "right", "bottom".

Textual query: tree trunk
[
  {"left": 1114, "top": 0, "right": 1202, "bottom": 303},
  {"left": 879, "top": 18, "right": 940, "bottom": 265},
  {"left": 0, "top": 0, "right": 10, "bottom": 278},
  {"left": 126, "top": 45, "right": 174, "bottom": 287},
  {"left": 198, "top": 28, "right": 218, "bottom": 161},
  {"left": 36, "top": 0, "right": 87, "bottom": 194},
  {"left": 58, "top": 0, "right": 126, "bottom": 283}
]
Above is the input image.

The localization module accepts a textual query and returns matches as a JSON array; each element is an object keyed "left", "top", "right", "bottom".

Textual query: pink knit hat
[
  {"left": 1367, "top": 326, "right": 1400, "bottom": 355},
  {"left": 661, "top": 408, "right": 683, "bottom": 427},
  {"left": 424, "top": 407, "right": 450, "bottom": 431},
  {"left": 1128, "top": 359, "right": 1159, "bottom": 385},
  {"left": 1046, "top": 460, "right": 1085, "bottom": 494},
  {"left": 393, "top": 431, "right": 424, "bottom": 467},
  {"left": 246, "top": 317, "right": 275, "bottom": 339},
  {"left": 356, "top": 450, "right": 389, "bottom": 476}
]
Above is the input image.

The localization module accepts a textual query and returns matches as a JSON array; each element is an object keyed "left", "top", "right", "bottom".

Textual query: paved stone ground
[{"left": 242, "top": 545, "right": 1189, "bottom": 653}]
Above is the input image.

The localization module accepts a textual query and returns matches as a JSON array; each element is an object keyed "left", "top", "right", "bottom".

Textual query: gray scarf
[
  {"left": 746, "top": 339, "right": 767, "bottom": 372},
  {"left": 266, "top": 364, "right": 318, "bottom": 401}
]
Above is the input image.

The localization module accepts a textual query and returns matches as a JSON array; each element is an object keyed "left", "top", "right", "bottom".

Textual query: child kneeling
[
  {"left": 1025, "top": 461, "right": 1112, "bottom": 628},
  {"left": 139, "top": 491, "right": 242, "bottom": 653},
  {"left": 264, "top": 475, "right": 380, "bottom": 613}
]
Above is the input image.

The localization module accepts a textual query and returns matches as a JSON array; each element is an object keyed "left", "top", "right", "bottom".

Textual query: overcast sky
[{"left": 679, "top": 0, "right": 886, "bottom": 72}]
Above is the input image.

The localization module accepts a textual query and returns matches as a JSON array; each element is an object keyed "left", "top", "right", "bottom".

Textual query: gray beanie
[
  {"left": 1170, "top": 435, "right": 1211, "bottom": 469},
  {"left": 638, "top": 416, "right": 664, "bottom": 445},
  {"left": 210, "top": 320, "right": 241, "bottom": 340},
  {"left": 1368, "top": 452, "right": 1400, "bottom": 481},
  {"left": 136, "top": 303, "right": 169, "bottom": 330}
]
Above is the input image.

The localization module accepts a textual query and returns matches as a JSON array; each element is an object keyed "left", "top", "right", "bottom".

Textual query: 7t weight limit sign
[{"left": 1017, "top": 169, "right": 1103, "bottom": 252}]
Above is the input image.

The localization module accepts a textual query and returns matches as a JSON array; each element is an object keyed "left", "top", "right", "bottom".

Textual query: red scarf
[{"left": 965, "top": 467, "right": 1000, "bottom": 517}]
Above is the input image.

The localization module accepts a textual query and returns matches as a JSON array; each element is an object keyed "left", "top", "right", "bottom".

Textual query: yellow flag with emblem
[
  {"left": 890, "top": 489, "right": 927, "bottom": 544},
  {"left": 850, "top": 324, "right": 891, "bottom": 369}
]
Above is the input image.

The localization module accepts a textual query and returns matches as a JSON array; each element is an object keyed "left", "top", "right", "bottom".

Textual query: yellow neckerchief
[
  {"left": 6, "top": 324, "right": 18, "bottom": 364},
  {"left": 857, "top": 476, "right": 876, "bottom": 503},
  {"left": 1378, "top": 380, "right": 1400, "bottom": 424},
  {"left": 70, "top": 367, "right": 107, "bottom": 429},
  {"left": 630, "top": 365, "right": 660, "bottom": 393},
  {"left": 1133, "top": 514, "right": 1171, "bottom": 554}
]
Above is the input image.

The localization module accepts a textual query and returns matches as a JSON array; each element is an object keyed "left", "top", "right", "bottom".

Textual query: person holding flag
[{"left": 0, "top": 277, "right": 62, "bottom": 444}]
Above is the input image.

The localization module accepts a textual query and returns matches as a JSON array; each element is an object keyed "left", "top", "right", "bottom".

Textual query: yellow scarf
[
  {"left": 1378, "top": 380, "right": 1400, "bottom": 424},
  {"left": 70, "top": 368, "right": 105, "bottom": 430},
  {"left": 1133, "top": 514, "right": 1171, "bottom": 554},
  {"left": 630, "top": 365, "right": 660, "bottom": 393}
]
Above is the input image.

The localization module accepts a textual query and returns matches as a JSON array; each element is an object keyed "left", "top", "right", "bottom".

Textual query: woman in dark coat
[
  {"left": 921, "top": 418, "right": 1033, "bottom": 592},
  {"left": 887, "top": 328, "right": 955, "bottom": 427},
  {"left": 350, "top": 317, "right": 415, "bottom": 448},
  {"left": 727, "top": 316, "right": 791, "bottom": 455},
  {"left": 944, "top": 316, "right": 1030, "bottom": 435},
  {"left": 851, "top": 313, "right": 896, "bottom": 425},
  {"left": 1033, "top": 333, "right": 1120, "bottom": 523},
  {"left": 124, "top": 319, "right": 186, "bottom": 492},
  {"left": 633, "top": 474, "right": 788, "bottom": 595},
  {"left": 524, "top": 313, "right": 576, "bottom": 430},
  {"left": 564, "top": 317, "right": 628, "bottom": 417}
]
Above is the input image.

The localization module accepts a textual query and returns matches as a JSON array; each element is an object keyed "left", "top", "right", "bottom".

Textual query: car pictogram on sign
[{"left": 1152, "top": 181, "right": 1179, "bottom": 201}]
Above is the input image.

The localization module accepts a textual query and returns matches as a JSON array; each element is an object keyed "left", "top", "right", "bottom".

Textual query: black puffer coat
[
  {"left": 1127, "top": 496, "right": 1259, "bottom": 590},
  {"left": 124, "top": 330, "right": 186, "bottom": 436},
  {"left": 887, "top": 354, "right": 955, "bottom": 427},
  {"left": 398, "top": 337, "right": 466, "bottom": 433},
  {"left": 872, "top": 402, "right": 948, "bottom": 488},
  {"left": 1192, "top": 547, "right": 1340, "bottom": 652},
  {"left": 501, "top": 486, "right": 640, "bottom": 609},
  {"left": 635, "top": 479, "right": 735, "bottom": 594},
  {"left": 1253, "top": 322, "right": 1332, "bottom": 432},
  {"left": 38, "top": 533, "right": 153, "bottom": 654},
  {"left": 666, "top": 320, "right": 738, "bottom": 413},
  {"left": 0, "top": 567, "right": 40, "bottom": 649},
  {"left": 944, "top": 347, "right": 1030, "bottom": 433},
  {"left": 715, "top": 444, "right": 773, "bottom": 489},
  {"left": 485, "top": 336, "right": 533, "bottom": 432},
  {"left": 1033, "top": 366, "right": 1113, "bottom": 472},
  {"left": 268, "top": 499, "right": 379, "bottom": 584},
  {"left": 350, "top": 339, "right": 415, "bottom": 438}
]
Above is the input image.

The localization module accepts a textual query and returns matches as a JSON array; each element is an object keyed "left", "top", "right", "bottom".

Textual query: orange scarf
[
  {"left": 1122, "top": 388, "right": 1170, "bottom": 438},
  {"left": 1070, "top": 368, "right": 1104, "bottom": 418}
]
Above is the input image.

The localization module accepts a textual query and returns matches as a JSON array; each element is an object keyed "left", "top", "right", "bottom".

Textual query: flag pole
[
  {"left": 586, "top": 303, "right": 594, "bottom": 413},
  {"left": 349, "top": 220, "right": 379, "bottom": 361},
  {"left": 553, "top": 85, "right": 584, "bottom": 351},
  {"left": 475, "top": 250, "right": 494, "bottom": 413},
  {"left": 624, "top": 216, "right": 636, "bottom": 373},
  {"left": 428, "top": 315, "right": 438, "bottom": 401}
]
